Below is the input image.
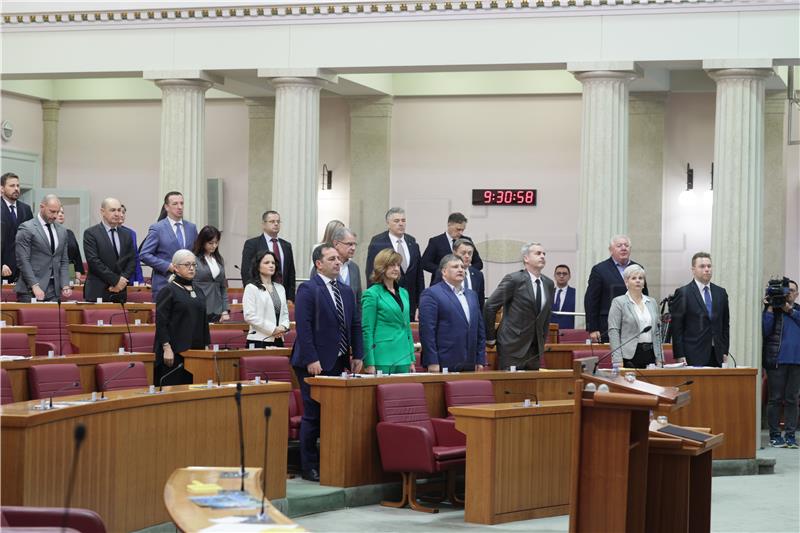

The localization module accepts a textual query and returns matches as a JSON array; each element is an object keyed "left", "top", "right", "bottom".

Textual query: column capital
[
  {"left": 348, "top": 96, "right": 394, "bottom": 118},
  {"left": 144, "top": 70, "right": 222, "bottom": 84},
  {"left": 41, "top": 100, "right": 60, "bottom": 121},
  {"left": 568, "top": 61, "right": 643, "bottom": 82},
  {"left": 258, "top": 68, "right": 337, "bottom": 84},
  {"left": 268, "top": 77, "right": 326, "bottom": 91},
  {"left": 245, "top": 98, "right": 276, "bottom": 119},
  {"left": 706, "top": 68, "right": 773, "bottom": 83},
  {"left": 154, "top": 78, "right": 213, "bottom": 92}
]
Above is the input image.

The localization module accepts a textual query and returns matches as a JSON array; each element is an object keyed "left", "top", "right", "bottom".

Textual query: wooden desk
[
  {"left": 0, "top": 302, "right": 153, "bottom": 326},
  {"left": 68, "top": 322, "right": 250, "bottom": 354},
  {"left": 0, "top": 325, "right": 37, "bottom": 355},
  {"left": 183, "top": 348, "right": 293, "bottom": 385},
  {"left": 308, "top": 370, "right": 575, "bottom": 487},
  {"left": 452, "top": 400, "right": 574, "bottom": 525},
  {"left": 1, "top": 381, "right": 289, "bottom": 533},
  {"left": 0, "top": 352, "right": 155, "bottom": 402},
  {"left": 543, "top": 343, "right": 674, "bottom": 370},
  {"left": 164, "top": 467, "right": 303, "bottom": 532}
]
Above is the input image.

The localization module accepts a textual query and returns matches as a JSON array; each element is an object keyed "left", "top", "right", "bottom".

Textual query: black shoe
[{"left": 302, "top": 468, "right": 320, "bottom": 482}]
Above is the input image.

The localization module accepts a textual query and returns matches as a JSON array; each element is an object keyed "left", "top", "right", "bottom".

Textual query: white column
[
  {"left": 41, "top": 100, "right": 60, "bottom": 188},
  {"left": 707, "top": 67, "right": 772, "bottom": 369},
  {"left": 571, "top": 66, "right": 640, "bottom": 321},
  {"left": 270, "top": 77, "right": 323, "bottom": 268},
  {"left": 154, "top": 79, "right": 212, "bottom": 226},
  {"left": 246, "top": 98, "right": 276, "bottom": 235},
  {"left": 763, "top": 93, "right": 787, "bottom": 284}
]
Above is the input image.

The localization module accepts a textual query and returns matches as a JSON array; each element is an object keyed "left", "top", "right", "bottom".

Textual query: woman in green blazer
[{"left": 362, "top": 248, "right": 416, "bottom": 374}]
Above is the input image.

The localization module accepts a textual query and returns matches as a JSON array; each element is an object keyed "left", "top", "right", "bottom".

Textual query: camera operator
[{"left": 762, "top": 278, "right": 800, "bottom": 449}]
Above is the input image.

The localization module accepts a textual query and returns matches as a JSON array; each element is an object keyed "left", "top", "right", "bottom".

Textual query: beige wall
[{"left": 1, "top": 92, "right": 43, "bottom": 159}]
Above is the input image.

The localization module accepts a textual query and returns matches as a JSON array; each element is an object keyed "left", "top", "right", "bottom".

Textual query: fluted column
[
  {"left": 349, "top": 96, "right": 393, "bottom": 269},
  {"left": 41, "top": 101, "right": 60, "bottom": 187},
  {"left": 763, "top": 93, "right": 787, "bottom": 284},
  {"left": 707, "top": 67, "right": 772, "bottom": 369},
  {"left": 271, "top": 77, "right": 323, "bottom": 268},
  {"left": 154, "top": 79, "right": 212, "bottom": 225},
  {"left": 246, "top": 98, "right": 276, "bottom": 235},
  {"left": 571, "top": 66, "right": 640, "bottom": 321}
]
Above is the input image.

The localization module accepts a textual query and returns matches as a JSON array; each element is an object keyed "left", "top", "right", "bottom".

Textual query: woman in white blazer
[
  {"left": 243, "top": 249, "right": 291, "bottom": 347},
  {"left": 607, "top": 264, "right": 664, "bottom": 368}
]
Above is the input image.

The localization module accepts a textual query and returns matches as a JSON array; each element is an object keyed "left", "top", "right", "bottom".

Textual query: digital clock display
[{"left": 472, "top": 189, "right": 537, "bottom": 206}]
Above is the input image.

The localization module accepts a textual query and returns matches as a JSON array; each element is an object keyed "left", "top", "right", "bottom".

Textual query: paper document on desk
[
  {"left": 0, "top": 355, "right": 29, "bottom": 361},
  {"left": 191, "top": 491, "right": 261, "bottom": 509},
  {"left": 663, "top": 362, "right": 687, "bottom": 368}
]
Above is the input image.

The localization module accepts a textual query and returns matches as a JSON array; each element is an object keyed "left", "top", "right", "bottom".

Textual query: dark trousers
[
  {"left": 294, "top": 358, "right": 347, "bottom": 474},
  {"left": 500, "top": 334, "right": 541, "bottom": 370},
  {"left": 623, "top": 343, "right": 656, "bottom": 369},
  {"left": 16, "top": 279, "right": 56, "bottom": 302},
  {"left": 766, "top": 364, "right": 800, "bottom": 437},
  {"left": 251, "top": 339, "right": 285, "bottom": 349}
]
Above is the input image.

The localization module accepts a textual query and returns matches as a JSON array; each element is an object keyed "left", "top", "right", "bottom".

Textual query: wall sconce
[
  {"left": 321, "top": 164, "right": 333, "bottom": 191},
  {"left": 704, "top": 162, "right": 714, "bottom": 206},
  {"left": 679, "top": 163, "right": 696, "bottom": 206}
]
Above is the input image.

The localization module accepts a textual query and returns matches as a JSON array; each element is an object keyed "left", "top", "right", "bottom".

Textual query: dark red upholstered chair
[
  {"left": 95, "top": 362, "right": 148, "bottom": 391},
  {"left": 81, "top": 309, "right": 131, "bottom": 325},
  {"left": 439, "top": 380, "right": 496, "bottom": 445},
  {"left": 0, "top": 506, "right": 106, "bottom": 533},
  {"left": 28, "top": 364, "right": 81, "bottom": 400},
  {"left": 69, "top": 285, "right": 83, "bottom": 301},
  {"left": 287, "top": 302, "right": 295, "bottom": 321},
  {"left": 239, "top": 356, "right": 301, "bottom": 439},
  {"left": 228, "top": 309, "right": 245, "bottom": 322},
  {"left": 210, "top": 329, "right": 247, "bottom": 350},
  {"left": 1, "top": 285, "right": 15, "bottom": 302},
  {"left": 125, "top": 290, "right": 152, "bottom": 303},
  {"left": 1, "top": 332, "right": 32, "bottom": 356},
  {"left": 1, "top": 368, "right": 15, "bottom": 404},
  {"left": 17, "top": 308, "right": 73, "bottom": 355},
  {"left": 557, "top": 328, "right": 591, "bottom": 343},
  {"left": 282, "top": 329, "right": 296, "bottom": 348},
  {"left": 122, "top": 331, "right": 155, "bottom": 353},
  {"left": 376, "top": 382, "right": 465, "bottom": 513},
  {"left": 663, "top": 348, "right": 675, "bottom": 364}
]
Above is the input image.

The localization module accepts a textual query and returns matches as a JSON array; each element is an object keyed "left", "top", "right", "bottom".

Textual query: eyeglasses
[
  {"left": 339, "top": 242, "right": 357, "bottom": 247},
  {"left": 177, "top": 262, "right": 197, "bottom": 269}
]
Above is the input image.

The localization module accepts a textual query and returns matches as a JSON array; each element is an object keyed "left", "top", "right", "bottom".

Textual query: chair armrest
[
  {"left": 431, "top": 417, "right": 465, "bottom": 447},
  {"left": 376, "top": 422, "right": 436, "bottom": 473},
  {"left": 1, "top": 507, "right": 106, "bottom": 533},
  {"left": 35, "top": 342, "right": 57, "bottom": 356}
]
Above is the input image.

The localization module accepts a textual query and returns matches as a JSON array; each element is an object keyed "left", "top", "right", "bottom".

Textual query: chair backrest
[
  {"left": 572, "top": 349, "right": 611, "bottom": 369},
  {"left": 81, "top": 309, "right": 130, "bottom": 325},
  {"left": 210, "top": 329, "right": 247, "bottom": 350},
  {"left": 1, "top": 286, "right": 15, "bottom": 302},
  {"left": 125, "top": 291, "right": 152, "bottom": 303},
  {"left": 0, "top": 505, "right": 107, "bottom": 533},
  {"left": 17, "top": 308, "right": 72, "bottom": 355},
  {"left": 1, "top": 368, "right": 14, "bottom": 404},
  {"left": 95, "top": 362, "right": 148, "bottom": 391},
  {"left": 663, "top": 348, "right": 675, "bottom": 364},
  {"left": 282, "top": 329, "right": 297, "bottom": 348},
  {"left": 444, "top": 380, "right": 495, "bottom": 409},
  {"left": 238, "top": 356, "right": 293, "bottom": 382},
  {"left": 376, "top": 382, "right": 433, "bottom": 433},
  {"left": 558, "top": 329, "right": 591, "bottom": 343},
  {"left": 1, "top": 333, "right": 31, "bottom": 356},
  {"left": 122, "top": 331, "right": 155, "bottom": 353},
  {"left": 28, "top": 364, "right": 81, "bottom": 400},
  {"left": 228, "top": 309, "right": 244, "bottom": 322}
]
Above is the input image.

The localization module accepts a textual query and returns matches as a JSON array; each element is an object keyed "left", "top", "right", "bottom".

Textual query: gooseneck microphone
[
  {"left": 212, "top": 350, "right": 222, "bottom": 387},
  {"left": 158, "top": 362, "right": 184, "bottom": 392},
  {"left": 259, "top": 406, "right": 272, "bottom": 519},
  {"left": 593, "top": 326, "right": 652, "bottom": 375},
  {"left": 56, "top": 296, "right": 64, "bottom": 356},
  {"left": 50, "top": 381, "right": 80, "bottom": 408},
  {"left": 62, "top": 423, "right": 86, "bottom": 532},
  {"left": 235, "top": 383, "right": 246, "bottom": 492},
  {"left": 119, "top": 302, "right": 134, "bottom": 354},
  {"left": 100, "top": 362, "right": 135, "bottom": 399}
]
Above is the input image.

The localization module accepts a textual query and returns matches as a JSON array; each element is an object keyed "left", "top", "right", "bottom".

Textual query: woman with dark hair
[
  {"left": 192, "top": 225, "right": 230, "bottom": 322},
  {"left": 56, "top": 207, "right": 84, "bottom": 281},
  {"left": 243, "top": 249, "right": 290, "bottom": 347}
]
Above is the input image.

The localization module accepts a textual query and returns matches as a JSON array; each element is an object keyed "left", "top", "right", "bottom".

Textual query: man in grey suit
[
  {"left": 14, "top": 194, "right": 73, "bottom": 302},
  {"left": 310, "top": 227, "right": 362, "bottom": 304},
  {"left": 484, "top": 242, "right": 555, "bottom": 370}
]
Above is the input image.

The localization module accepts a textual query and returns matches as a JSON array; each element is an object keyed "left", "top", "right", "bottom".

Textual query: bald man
[
  {"left": 15, "top": 194, "right": 72, "bottom": 302},
  {"left": 84, "top": 198, "right": 136, "bottom": 303}
]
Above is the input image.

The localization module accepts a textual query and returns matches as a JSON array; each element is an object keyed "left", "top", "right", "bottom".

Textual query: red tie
[{"left": 271, "top": 238, "right": 281, "bottom": 274}]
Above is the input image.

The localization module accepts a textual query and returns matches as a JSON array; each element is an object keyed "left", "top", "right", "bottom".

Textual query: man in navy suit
[
  {"left": 365, "top": 207, "right": 424, "bottom": 321},
  {"left": 1, "top": 172, "right": 34, "bottom": 283},
  {"left": 421, "top": 212, "right": 484, "bottom": 284},
  {"left": 291, "top": 244, "right": 363, "bottom": 482},
  {"left": 431, "top": 239, "right": 485, "bottom": 309},
  {"left": 552, "top": 264, "right": 576, "bottom": 329},
  {"left": 670, "top": 252, "right": 730, "bottom": 367},
  {"left": 419, "top": 254, "right": 486, "bottom": 372},
  {"left": 240, "top": 210, "right": 296, "bottom": 301},
  {"left": 140, "top": 191, "right": 198, "bottom": 300},
  {"left": 585, "top": 235, "right": 648, "bottom": 343}
]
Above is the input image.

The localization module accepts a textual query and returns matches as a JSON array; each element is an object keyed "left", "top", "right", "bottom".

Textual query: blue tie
[
  {"left": 703, "top": 286, "right": 712, "bottom": 317},
  {"left": 554, "top": 289, "right": 562, "bottom": 311},
  {"left": 175, "top": 222, "right": 185, "bottom": 248},
  {"left": 9, "top": 204, "right": 17, "bottom": 224}
]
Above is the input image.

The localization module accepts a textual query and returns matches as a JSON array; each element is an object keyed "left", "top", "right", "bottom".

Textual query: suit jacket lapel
[
  {"left": 315, "top": 275, "right": 338, "bottom": 318},
  {"left": 522, "top": 272, "right": 539, "bottom": 316},
  {"left": 441, "top": 283, "right": 469, "bottom": 325},
  {"left": 690, "top": 281, "right": 707, "bottom": 316},
  {"left": 378, "top": 287, "right": 405, "bottom": 324},
  {"left": 32, "top": 219, "right": 53, "bottom": 255}
]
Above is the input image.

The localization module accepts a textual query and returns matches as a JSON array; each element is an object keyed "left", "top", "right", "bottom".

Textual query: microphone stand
[
  {"left": 56, "top": 296, "right": 64, "bottom": 356},
  {"left": 62, "top": 424, "right": 86, "bottom": 532},
  {"left": 119, "top": 302, "right": 133, "bottom": 354},
  {"left": 235, "top": 383, "right": 246, "bottom": 491},
  {"left": 593, "top": 326, "right": 652, "bottom": 375},
  {"left": 158, "top": 363, "right": 184, "bottom": 392},
  {"left": 50, "top": 381, "right": 80, "bottom": 408},
  {"left": 100, "top": 362, "right": 135, "bottom": 399},
  {"left": 258, "top": 407, "right": 272, "bottom": 520}
]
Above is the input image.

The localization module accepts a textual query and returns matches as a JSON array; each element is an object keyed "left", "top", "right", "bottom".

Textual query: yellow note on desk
[{"left": 186, "top": 480, "right": 222, "bottom": 495}]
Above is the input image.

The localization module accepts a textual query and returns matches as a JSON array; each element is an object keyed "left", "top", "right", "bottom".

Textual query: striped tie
[{"left": 330, "top": 280, "right": 349, "bottom": 358}]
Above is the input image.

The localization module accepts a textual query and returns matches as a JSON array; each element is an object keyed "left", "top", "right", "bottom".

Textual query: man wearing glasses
[{"left": 311, "top": 227, "right": 362, "bottom": 306}]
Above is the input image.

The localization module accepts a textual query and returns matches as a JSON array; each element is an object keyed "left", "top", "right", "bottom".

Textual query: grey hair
[
  {"left": 331, "top": 227, "right": 354, "bottom": 242},
  {"left": 520, "top": 242, "right": 543, "bottom": 259},
  {"left": 171, "top": 249, "right": 195, "bottom": 265},
  {"left": 610, "top": 234, "right": 631, "bottom": 247},
  {"left": 622, "top": 263, "right": 646, "bottom": 281},
  {"left": 438, "top": 253, "right": 462, "bottom": 271},
  {"left": 452, "top": 238, "right": 474, "bottom": 253},
  {"left": 40, "top": 194, "right": 61, "bottom": 206},
  {"left": 385, "top": 207, "right": 405, "bottom": 220}
]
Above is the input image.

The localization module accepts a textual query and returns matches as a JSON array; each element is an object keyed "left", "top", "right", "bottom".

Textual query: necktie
[
  {"left": 45, "top": 223, "right": 55, "bottom": 254},
  {"left": 110, "top": 228, "right": 119, "bottom": 259},
  {"left": 464, "top": 269, "right": 471, "bottom": 290},
  {"left": 451, "top": 238, "right": 456, "bottom": 250},
  {"left": 271, "top": 238, "right": 281, "bottom": 275},
  {"left": 554, "top": 289, "right": 562, "bottom": 312},
  {"left": 703, "top": 286, "right": 712, "bottom": 317},
  {"left": 175, "top": 222, "right": 185, "bottom": 248},
  {"left": 9, "top": 204, "right": 17, "bottom": 224},
  {"left": 534, "top": 278, "right": 542, "bottom": 313},
  {"left": 330, "top": 280, "right": 349, "bottom": 358},
  {"left": 396, "top": 239, "right": 408, "bottom": 271}
]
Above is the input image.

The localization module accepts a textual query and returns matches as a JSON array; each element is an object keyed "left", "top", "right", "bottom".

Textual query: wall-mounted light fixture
[
  {"left": 679, "top": 163, "right": 696, "bottom": 206},
  {"left": 321, "top": 164, "right": 333, "bottom": 190},
  {"left": 704, "top": 162, "right": 714, "bottom": 206}
]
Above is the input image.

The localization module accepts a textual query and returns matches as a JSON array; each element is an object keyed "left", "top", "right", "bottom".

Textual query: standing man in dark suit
[
  {"left": 419, "top": 254, "right": 485, "bottom": 372},
  {"left": 310, "top": 227, "right": 362, "bottom": 305},
  {"left": 670, "top": 252, "right": 730, "bottom": 367},
  {"left": 585, "top": 235, "right": 648, "bottom": 343},
  {"left": 83, "top": 198, "right": 136, "bottom": 303},
  {"left": 14, "top": 194, "right": 72, "bottom": 302},
  {"left": 421, "top": 212, "right": 484, "bottom": 282},
  {"left": 366, "top": 207, "right": 424, "bottom": 322},
  {"left": 241, "top": 210, "right": 296, "bottom": 301},
  {"left": 1, "top": 172, "right": 34, "bottom": 283},
  {"left": 552, "top": 264, "right": 576, "bottom": 329},
  {"left": 291, "top": 244, "right": 363, "bottom": 482},
  {"left": 431, "top": 239, "right": 484, "bottom": 309},
  {"left": 140, "top": 191, "right": 198, "bottom": 300},
  {"left": 484, "top": 242, "right": 555, "bottom": 370},
  {"left": 119, "top": 204, "right": 144, "bottom": 285}
]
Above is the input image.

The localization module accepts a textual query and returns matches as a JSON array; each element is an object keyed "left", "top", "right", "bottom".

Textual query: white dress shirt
[
  {"left": 444, "top": 279, "right": 470, "bottom": 324},
  {"left": 527, "top": 271, "right": 546, "bottom": 311},
  {"left": 37, "top": 214, "right": 59, "bottom": 250},
  {"left": 625, "top": 293, "right": 653, "bottom": 343},
  {"left": 390, "top": 233, "right": 411, "bottom": 270}
]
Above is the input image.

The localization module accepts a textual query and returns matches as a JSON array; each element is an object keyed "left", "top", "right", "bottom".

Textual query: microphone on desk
[
  {"left": 593, "top": 326, "right": 652, "bottom": 375},
  {"left": 212, "top": 349, "right": 222, "bottom": 387},
  {"left": 118, "top": 302, "right": 134, "bottom": 354},
  {"left": 674, "top": 380, "right": 694, "bottom": 389},
  {"left": 223, "top": 331, "right": 252, "bottom": 350},
  {"left": 62, "top": 423, "right": 86, "bottom": 532},
  {"left": 235, "top": 382, "right": 246, "bottom": 492},
  {"left": 56, "top": 296, "right": 64, "bottom": 356},
  {"left": 50, "top": 380, "right": 80, "bottom": 408},
  {"left": 158, "top": 363, "right": 184, "bottom": 392},
  {"left": 259, "top": 406, "right": 272, "bottom": 520},
  {"left": 99, "top": 362, "right": 135, "bottom": 399}
]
